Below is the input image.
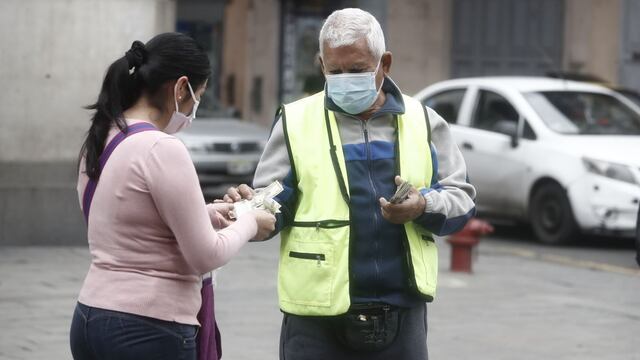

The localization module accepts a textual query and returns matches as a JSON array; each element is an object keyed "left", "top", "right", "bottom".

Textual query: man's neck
[{"left": 357, "top": 91, "right": 386, "bottom": 121}]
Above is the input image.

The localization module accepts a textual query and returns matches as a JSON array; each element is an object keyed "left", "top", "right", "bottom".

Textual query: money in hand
[
  {"left": 230, "top": 181, "right": 284, "bottom": 219},
  {"left": 389, "top": 181, "right": 412, "bottom": 204}
]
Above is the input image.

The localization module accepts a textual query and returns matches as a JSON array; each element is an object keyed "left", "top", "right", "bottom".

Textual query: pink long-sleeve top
[{"left": 76, "top": 120, "right": 257, "bottom": 326}]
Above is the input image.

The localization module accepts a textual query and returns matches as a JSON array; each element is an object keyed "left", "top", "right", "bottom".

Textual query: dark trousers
[
  {"left": 69, "top": 302, "right": 198, "bottom": 360},
  {"left": 280, "top": 304, "right": 428, "bottom": 360}
]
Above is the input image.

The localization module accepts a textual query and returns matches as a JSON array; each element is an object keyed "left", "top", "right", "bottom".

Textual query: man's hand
[
  {"left": 379, "top": 176, "right": 426, "bottom": 224},
  {"left": 222, "top": 184, "right": 255, "bottom": 203},
  {"left": 250, "top": 209, "right": 276, "bottom": 241}
]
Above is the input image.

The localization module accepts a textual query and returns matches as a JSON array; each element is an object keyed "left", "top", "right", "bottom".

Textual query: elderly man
[{"left": 226, "top": 8, "right": 476, "bottom": 359}]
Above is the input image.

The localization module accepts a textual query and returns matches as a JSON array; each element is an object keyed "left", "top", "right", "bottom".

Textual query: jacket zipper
[
  {"left": 289, "top": 251, "right": 326, "bottom": 266},
  {"left": 361, "top": 120, "right": 380, "bottom": 299}
]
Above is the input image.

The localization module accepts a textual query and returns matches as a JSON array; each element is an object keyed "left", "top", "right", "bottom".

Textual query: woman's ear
[{"left": 174, "top": 76, "right": 190, "bottom": 102}]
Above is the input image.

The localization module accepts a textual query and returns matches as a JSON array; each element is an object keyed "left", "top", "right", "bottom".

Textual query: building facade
[
  {"left": 0, "top": 0, "right": 177, "bottom": 245},
  {"left": 222, "top": 0, "right": 640, "bottom": 126}
]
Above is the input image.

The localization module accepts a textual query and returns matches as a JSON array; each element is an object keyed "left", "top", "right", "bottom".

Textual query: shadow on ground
[{"left": 487, "top": 222, "right": 636, "bottom": 250}]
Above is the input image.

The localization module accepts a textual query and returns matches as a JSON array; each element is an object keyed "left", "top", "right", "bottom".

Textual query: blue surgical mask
[{"left": 325, "top": 61, "right": 383, "bottom": 115}]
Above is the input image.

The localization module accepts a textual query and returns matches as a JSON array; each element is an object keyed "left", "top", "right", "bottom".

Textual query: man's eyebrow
[{"left": 325, "top": 61, "right": 373, "bottom": 72}]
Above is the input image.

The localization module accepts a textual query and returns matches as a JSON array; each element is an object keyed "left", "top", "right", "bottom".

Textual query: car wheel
[{"left": 530, "top": 182, "right": 578, "bottom": 245}]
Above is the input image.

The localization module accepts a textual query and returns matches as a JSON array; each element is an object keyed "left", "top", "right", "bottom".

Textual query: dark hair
[{"left": 80, "top": 32, "right": 211, "bottom": 180}]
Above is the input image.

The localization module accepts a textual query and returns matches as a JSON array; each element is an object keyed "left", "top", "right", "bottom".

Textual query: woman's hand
[{"left": 210, "top": 202, "right": 235, "bottom": 228}]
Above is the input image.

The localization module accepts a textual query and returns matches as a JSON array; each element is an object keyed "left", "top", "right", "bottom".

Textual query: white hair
[{"left": 319, "top": 8, "right": 386, "bottom": 61}]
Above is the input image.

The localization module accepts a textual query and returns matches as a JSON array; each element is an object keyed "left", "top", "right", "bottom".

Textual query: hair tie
[{"left": 125, "top": 41, "right": 147, "bottom": 74}]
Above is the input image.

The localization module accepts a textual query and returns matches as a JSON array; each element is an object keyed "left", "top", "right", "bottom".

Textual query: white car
[{"left": 415, "top": 77, "right": 640, "bottom": 244}]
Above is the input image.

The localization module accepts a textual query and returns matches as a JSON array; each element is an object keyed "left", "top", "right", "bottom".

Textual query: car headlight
[{"left": 582, "top": 157, "right": 638, "bottom": 184}]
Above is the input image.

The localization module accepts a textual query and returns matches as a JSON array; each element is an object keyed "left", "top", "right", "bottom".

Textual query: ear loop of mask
[
  {"left": 174, "top": 81, "right": 199, "bottom": 116},
  {"left": 374, "top": 59, "right": 384, "bottom": 94}
]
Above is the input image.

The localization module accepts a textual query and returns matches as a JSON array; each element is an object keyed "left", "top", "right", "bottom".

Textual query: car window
[
  {"left": 423, "top": 89, "right": 466, "bottom": 124},
  {"left": 471, "top": 90, "right": 519, "bottom": 136},
  {"left": 523, "top": 120, "right": 537, "bottom": 140},
  {"left": 525, "top": 91, "right": 640, "bottom": 135}
]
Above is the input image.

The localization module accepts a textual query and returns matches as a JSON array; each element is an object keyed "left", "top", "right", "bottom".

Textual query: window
[
  {"left": 523, "top": 121, "right": 537, "bottom": 140},
  {"left": 524, "top": 91, "right": 640, "bottom": 135},
  {"left": 423, "top": 89, "right": 466, "bottom": 124},
  {"left": 472, "top": 90, "right": 519, "bottom": 136}
]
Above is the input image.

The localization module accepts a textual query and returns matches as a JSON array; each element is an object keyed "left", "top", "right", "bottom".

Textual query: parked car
[
  {"left": 175, "top": 118, "right": 269, "bottom": 191},
  {"left": 415, "top": 77, "right": 640, "bottom": 244}
]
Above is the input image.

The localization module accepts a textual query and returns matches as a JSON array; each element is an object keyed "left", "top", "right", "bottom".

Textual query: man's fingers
[
  {"left": 224, "top": 187, "right": 242, "bottom": 201},
  {"left": 394, "top": 175, "right": 404, "bottom": 186},
  {"left": 237, "top": 184, "right": 254, "bottom": 199}
]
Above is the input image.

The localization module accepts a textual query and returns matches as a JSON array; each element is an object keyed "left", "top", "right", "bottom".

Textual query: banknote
[
  {"left": 389, "top": 181, "right": 412, "bottom": 204},
  {"left": 230, "top": 181, "right": 284, "bottom": 219}
]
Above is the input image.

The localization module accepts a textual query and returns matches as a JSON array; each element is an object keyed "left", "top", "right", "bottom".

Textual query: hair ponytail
[
  {"left": 80, "top": 41, "right": 146, "bottom": 179},
  {"left": 79, "top": 34, "right": 210, "bottom": 180}
]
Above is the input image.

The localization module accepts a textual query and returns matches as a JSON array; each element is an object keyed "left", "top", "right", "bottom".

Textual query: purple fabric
[
  {"left": 197, "top": 277, "right": 222, "bottom": 360},
  {"left": 82, "top": 123, "right": 157, "bottom": 222}
]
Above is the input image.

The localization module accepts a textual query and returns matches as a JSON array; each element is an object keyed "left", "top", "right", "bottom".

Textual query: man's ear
[{"left": 381, "top": 52, "right": 392, "bottom": 75}]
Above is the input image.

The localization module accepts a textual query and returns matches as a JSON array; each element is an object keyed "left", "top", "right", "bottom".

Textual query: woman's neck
[{"left": 123, "top": 96, "right": 169, "bottom": 130}]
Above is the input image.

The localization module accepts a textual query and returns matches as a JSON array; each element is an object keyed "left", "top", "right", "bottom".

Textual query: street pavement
[{"left": 0, "top": 235, "right": 638, "bottom": 360}]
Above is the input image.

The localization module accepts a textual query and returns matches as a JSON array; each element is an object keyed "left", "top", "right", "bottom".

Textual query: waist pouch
[{"left": 333, "top": 304, "right": 401, "bottom": 352}]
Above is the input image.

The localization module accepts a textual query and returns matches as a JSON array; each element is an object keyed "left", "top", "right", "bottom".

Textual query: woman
[{"left": 69, "top": 33, "right": 275, "bottom": 360}]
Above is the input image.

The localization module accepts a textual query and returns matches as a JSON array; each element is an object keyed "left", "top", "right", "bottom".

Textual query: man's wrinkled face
[{"left": 320, "top": 38, "right": 389, "bottom": 90}]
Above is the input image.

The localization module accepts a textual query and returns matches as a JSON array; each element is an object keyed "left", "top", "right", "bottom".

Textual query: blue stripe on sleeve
[{"left": 413, "top": 207, "right": 476, "bottom": 236}]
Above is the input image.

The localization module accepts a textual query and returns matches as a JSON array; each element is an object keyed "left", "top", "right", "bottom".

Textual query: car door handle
[{"left": 461, "top": 142, "right": 474, "bottom": 151}]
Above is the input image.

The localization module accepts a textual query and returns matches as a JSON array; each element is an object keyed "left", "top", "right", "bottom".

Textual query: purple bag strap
[
  {"left": 197, "top": 277, "right": 222, "bottom": 360},
  {"left": 82, "top": 122, "right": 158, "bottom": 222}
]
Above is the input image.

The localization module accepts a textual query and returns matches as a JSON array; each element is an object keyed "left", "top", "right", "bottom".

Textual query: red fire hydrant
[{"left": 446, "top": 218, "right": 494, "bottom": 273}]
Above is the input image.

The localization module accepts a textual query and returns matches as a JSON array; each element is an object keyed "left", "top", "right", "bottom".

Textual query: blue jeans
[{"left": 70, "top": 302, "right": 197, "bottom": 360}]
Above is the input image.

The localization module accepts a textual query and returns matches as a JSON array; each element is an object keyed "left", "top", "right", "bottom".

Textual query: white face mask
[
  {"left": 164, "top": 81, "right": 200, "bottom": 134},
  {"left": 325, "top": 60, "right": 383, "bottom": 115}
]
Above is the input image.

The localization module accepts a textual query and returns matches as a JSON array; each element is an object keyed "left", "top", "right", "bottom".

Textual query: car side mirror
[
  {"left": 493, "top": 120, "right": 519, "bottom": 147},
  {"left": 513, "top": 115, "right": 526, "bottom": 148},
  {"left": 510, "top": 133, "right": 519, "bottom": 148}
]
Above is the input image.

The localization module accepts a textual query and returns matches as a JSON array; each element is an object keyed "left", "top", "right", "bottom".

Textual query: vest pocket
[
  {"left": 279, "top": 223, "right": 350, "bottom": 311},
  {"left": 289, "top": 251, "right": 326, "bottom": 265}
]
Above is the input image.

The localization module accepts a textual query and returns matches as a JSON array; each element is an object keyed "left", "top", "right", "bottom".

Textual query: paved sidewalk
[{"left": 1, "top": 238, "right": 638, "bottom": 360}]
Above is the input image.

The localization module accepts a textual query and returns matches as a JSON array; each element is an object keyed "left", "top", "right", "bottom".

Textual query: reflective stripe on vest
[{"left": 279, "top": 91, "right": 436, "bottom": 316}]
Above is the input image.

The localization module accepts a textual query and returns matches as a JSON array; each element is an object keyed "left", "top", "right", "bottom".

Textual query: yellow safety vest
[{"left": 278, "top": 91, "right": 437, "bottom": 316}]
